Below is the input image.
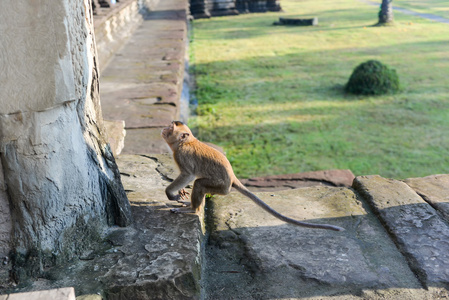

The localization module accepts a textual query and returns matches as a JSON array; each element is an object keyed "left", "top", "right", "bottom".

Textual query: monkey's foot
[
  {"left": 177, "top": 200, "right": 190, "bottom": 207},
  {"left": 170, "top": 207, "right": 196, "bottom": 214}
]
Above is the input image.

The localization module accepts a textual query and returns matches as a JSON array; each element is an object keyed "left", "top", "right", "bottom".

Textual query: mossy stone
[{"left": 345, "top": 60, "right": 400, "bottom": 95}]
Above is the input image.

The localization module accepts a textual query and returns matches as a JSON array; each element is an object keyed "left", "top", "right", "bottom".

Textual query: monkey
[{"left": 161, "top": 121, "right": 344, "bottom": 232}]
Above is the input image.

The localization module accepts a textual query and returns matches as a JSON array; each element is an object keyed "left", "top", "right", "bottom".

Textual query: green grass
[{"left": 189, "top": 0, "right": 449, "bottom": 179}]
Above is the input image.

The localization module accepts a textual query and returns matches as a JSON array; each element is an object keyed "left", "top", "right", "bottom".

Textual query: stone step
[
  {"left": 353, "top": 175, "right": 449, "bottom": 289},
  {"left": 204, "top": 184, "right": 431, "bottom": 299}
]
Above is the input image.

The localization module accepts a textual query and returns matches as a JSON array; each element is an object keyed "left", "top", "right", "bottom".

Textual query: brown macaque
[{"left": 161, "top": 121, "right": 344, "bottom": 231}]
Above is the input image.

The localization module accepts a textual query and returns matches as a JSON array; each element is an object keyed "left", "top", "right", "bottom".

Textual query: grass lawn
[{"left": 189, "top": 0, "right": 449, "bottom": 179}]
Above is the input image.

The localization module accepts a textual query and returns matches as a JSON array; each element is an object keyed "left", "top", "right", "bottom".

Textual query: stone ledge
[{"left": 103, "top": 154, "right": 204, "bottom": 299}]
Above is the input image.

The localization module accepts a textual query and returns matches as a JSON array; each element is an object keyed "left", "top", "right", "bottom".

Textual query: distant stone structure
[{"left": 190, "top": 0, "right": 281, "bottom": 19}]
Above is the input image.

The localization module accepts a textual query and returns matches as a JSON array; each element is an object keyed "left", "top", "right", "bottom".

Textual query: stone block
[
  {"left": 104, "top": 120, "right": 126, "bottom": 156},
  {"left": 404, "top": 174, "right": 449, "bottom": 221},
  {"left": 353, "top": 175, "right": 449, "bottom": 287}
]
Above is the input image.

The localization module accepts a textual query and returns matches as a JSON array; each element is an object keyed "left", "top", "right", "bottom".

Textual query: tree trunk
[{"left": 378, "top": 0, "right": 394, "bottom": 25}]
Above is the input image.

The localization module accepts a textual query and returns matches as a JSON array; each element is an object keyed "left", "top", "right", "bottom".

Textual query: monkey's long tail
[{"left": 232, "top": 181, "right": 344, "bottom": 231}]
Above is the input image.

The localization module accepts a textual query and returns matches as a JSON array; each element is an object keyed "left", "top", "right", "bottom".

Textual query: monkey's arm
[{"left": 166, "top": 172, "right": 196, "bottom": 201}]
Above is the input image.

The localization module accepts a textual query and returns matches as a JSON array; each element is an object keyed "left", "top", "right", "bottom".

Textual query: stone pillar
[{"left": 0, "top": 0, "right": 132, "bottom": 281}]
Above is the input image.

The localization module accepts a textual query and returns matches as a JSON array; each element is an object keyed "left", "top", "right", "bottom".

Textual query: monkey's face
[
  {"left": 161, "top": 121, "right": 192, "bottom": 148},
  {"left": 161, "top": 122, "right": 176, "bottom": 142}
]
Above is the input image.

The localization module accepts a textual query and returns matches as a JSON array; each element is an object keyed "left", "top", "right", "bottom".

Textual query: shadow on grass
[{"left": 193, "top": 38, "right": 449, "bottom": 104}]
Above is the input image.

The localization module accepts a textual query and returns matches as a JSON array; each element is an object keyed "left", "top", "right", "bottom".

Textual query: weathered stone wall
[{"left": 0, "top": 0, "right": 131, "bottom": 281}]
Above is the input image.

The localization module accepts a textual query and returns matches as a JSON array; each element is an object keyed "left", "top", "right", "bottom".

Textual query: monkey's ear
[{"left": 179, "top": 132, "right": 190, "bottom": 141}]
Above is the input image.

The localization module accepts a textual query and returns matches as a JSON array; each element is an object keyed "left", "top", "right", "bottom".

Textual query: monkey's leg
[
  {"left": 170, "top": 179, "right": 204, "bottom": 214},
  {"left": 171, "top": 178, "right": 229, "bottom": 214},
  {"left": 165, "top": 173, "right": 195, "bottom": 201}
]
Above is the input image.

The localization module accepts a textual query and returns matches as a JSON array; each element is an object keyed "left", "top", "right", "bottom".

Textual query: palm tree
[{"left": 378, "top": 0, "right": 394, "bottom": 25}]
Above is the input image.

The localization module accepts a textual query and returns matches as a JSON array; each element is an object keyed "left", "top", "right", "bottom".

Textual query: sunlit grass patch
[{"left": 189, "top": 0, "right": 449, "bottom": 179}]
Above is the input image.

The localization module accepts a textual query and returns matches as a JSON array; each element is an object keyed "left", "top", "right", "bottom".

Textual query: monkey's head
[{"left": 161, "top": 121, "right": 193, "bottom": 149}]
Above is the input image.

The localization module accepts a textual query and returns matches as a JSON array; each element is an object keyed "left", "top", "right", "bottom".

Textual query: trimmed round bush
[{"left": 345, "top": 60, "right": 400, "bottom": 95}]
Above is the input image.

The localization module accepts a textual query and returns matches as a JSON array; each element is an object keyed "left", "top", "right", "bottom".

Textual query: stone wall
[{"left": 0, "top": 0, "right": 132, "bottom": 282}]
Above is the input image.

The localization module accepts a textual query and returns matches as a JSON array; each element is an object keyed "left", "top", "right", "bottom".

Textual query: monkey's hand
[
  {"left": 166, "top": 189, "right": 189, "bottom": 202},
  {"left": 179, "top": 189, "right": 190, "bottom": 200}
]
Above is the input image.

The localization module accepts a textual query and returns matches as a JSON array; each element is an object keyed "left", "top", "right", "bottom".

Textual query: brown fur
[{"left": 161, "top": 121, "right": 344, "bottom": 231}]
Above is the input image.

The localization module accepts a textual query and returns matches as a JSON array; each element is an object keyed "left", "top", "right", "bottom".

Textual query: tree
[{"left": 378, "top": 0, "right": 394, "bottom": 25}]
